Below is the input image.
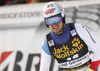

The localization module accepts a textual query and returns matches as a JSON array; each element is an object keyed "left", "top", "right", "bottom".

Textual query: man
[{"left": 40, "top": 2, "right": 100, "bottom": 71}]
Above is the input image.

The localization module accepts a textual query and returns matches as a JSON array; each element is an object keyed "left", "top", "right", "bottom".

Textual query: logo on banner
[
  {"left": 0, "top": 51, "right": 40, "bottom": 71},
  {"left": 0, "top": 51, "right": 13, "bottom": 65}
]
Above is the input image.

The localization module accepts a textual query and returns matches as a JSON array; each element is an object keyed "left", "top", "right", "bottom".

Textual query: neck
[{"left": 54, "top": 23, "right": 66, "bottom": 35}]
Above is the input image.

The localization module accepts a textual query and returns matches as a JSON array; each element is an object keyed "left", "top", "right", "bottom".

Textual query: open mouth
[{"left": 53, "top": 26, "right": 59, "bottom": 30}]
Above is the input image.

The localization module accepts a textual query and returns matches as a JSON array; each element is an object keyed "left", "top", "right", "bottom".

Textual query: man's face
[{"left": 49, "top": 21, "right": 63, "bottom": 34}]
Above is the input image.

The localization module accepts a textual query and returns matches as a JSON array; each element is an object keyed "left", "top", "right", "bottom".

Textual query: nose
[{"left": 52, "top": 23, "right": 57, "bottom": 26}]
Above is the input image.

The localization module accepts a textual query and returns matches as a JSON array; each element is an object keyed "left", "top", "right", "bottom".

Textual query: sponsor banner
[
  {"left": 0, "top": 50, "right": 40, "bottom": 71},
  {"left": 0, "top": 3, "right": 44, "bottom": 26},
  {"left": 0, "top": 1, "right": 100, "bottom": 71},
  {"left": 0, "top": 1, "right": 100, "bottom": 25},
  {"left": 59, "top": 53, "right": 90, "bottom": 68}
]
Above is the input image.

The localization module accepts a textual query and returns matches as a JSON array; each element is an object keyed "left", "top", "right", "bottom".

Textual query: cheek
[
  {"left": 59, "top": 23, "right": 63, "bottom": 29},
  {"left": 49, "top": 26, "right": 53, "bottom": 30}
]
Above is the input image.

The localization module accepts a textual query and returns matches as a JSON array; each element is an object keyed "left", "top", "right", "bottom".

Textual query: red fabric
[
  {"left": 89, "top": 60, "right": 100, "bottom": 71},
  {"left": 3, "top": 0, "right": 9, "bottom": 4},
  {"left": 26, "top": 0, "right": 31, "bottom": 3}
]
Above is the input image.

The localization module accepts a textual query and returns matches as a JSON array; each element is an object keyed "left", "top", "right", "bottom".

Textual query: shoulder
[
  {"left": 67, "top": 23, "right": 83, "bottom": 29},
  {"left": 74, "top": 23, "right": 87, "bottom": 33},
  {"left": 41, "top": 38, "right": 51, "bottom": 55},
  {"left": 74, "top": 23, "right": 84, "bottom": 29},
  {"left": 67, "top": 23, "right": 84, "bottom": 31},
  {"left": 74, "top": 23, "right": 96, "bottom": 43},
  {"left": 73, "top": 23, "right": 88, "bottom": 39}
]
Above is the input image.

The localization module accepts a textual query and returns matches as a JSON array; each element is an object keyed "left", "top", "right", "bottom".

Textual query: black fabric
[{"left": 46, "top": 23, "right": 90, "bottom": 69}]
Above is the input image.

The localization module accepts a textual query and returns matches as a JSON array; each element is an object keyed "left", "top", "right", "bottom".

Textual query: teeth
[{"left": 53, "top": 26, "right": 58, "bottom": 29}]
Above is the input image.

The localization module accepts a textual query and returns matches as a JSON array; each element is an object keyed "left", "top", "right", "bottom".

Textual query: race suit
[{"left": 40, "top": 23, "right": 100, "bottom": 71}]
